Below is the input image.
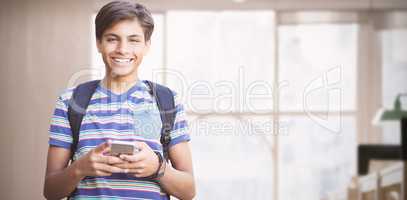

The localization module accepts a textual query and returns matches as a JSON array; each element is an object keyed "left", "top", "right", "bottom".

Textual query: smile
[{"left": 112, "top": 58, "right": 134, "bottom": 63}]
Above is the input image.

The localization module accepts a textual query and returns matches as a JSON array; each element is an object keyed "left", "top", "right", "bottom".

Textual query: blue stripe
[
  {"left": 89, "top": 174, "right": 160, "bottom": 182},
  {"left": 81, "top": 122, "right": 134, "bottom": 131},
  {"left": 49, "top": 139, "right": 71, "bottom": 149},
  {"left": 173, "top": 120, "right": 187, "bottom": 130},
  {"left": 50, "top": 125, "right": 71, "bottom": 134},
  {"left": 88, "top": 96, "right": 153, "bottom": 105},
  {"left": 53, "top": 108, "right": 67, "bottom": 117},
  {"left": 168, "top": 134, "right": 190, "bottom": 148},
  {"left": 87, "top": 108, "right": 134, "bottom": 117},
  {"left": 75, "top": 187, "right": 162, "bottom": 199}
]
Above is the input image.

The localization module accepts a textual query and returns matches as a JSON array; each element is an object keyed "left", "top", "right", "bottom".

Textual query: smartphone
[{"left": 109, "top": 140, "right": 139, "bottom": 156}]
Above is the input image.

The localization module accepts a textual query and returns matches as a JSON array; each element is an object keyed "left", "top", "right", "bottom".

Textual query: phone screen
[{"left": 110, "top": 143, "right": 134, "bottom": 156}]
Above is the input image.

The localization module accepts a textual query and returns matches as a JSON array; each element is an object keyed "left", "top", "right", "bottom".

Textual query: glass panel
[
  {"left": 139, "top": 14, "right": 164, "bottom": 83},
  {"left": 91, "top": 14, "right": 164, "bottom": 82},
  {"left": 380, "top": 28, "right": 407, "bottom": 144},
  {"left": 278, "top": 116, "right": 356, "bottom": 200},
  {"left": 279, "top": 24, "right": 357, "bottom": 112},
  {"left": 166, "top": 11, "right": 275, "bottom": 113},
  {"left": 190, "top": 115, "right": 274, "bottom": 199}
]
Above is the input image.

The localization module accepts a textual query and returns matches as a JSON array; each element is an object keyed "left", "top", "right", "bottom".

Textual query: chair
[
  {"left": 358, "top": 173, "right": 380, "bottom": 200},
  {"left": 379, "top": 162, "right": 403, "bottom": 200}
]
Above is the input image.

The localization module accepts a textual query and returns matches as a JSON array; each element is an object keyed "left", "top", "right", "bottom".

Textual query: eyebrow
[
  {"left": 128, "top": 34, "right": 143, "bottom": 38},
  {"left": 103, "top": 33, "right": 143, "bottom": 38}
]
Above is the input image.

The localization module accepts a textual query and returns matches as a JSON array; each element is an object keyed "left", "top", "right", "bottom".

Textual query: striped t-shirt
[{"left": 48, "top": 80, "right": 190, "bottom": 199}]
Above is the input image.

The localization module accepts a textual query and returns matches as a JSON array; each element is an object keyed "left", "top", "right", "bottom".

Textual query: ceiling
[{"left": 94, "top": 0, "right": 407, "bottom": 11}]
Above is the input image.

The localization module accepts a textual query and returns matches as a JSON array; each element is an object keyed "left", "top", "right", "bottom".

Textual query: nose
[{"left": 116, "top": 41, "right": 130, "bottom": 54}]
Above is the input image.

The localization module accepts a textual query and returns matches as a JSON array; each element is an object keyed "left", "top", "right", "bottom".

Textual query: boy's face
[{"left": 97, "top": 19, "right": 150, "bottom": 80}]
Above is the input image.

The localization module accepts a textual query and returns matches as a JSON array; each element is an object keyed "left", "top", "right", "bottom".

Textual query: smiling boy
[{"left": 43, "top": 1, "right": 195, "bottom": 199}]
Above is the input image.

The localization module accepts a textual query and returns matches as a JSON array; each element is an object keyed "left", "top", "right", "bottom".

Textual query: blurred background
[{"left": 0, "top": 0, "right": 406, "bottom": 199}]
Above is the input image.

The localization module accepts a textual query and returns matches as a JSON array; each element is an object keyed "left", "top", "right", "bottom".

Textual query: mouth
[{"left": 111, "top": 57, "right": 134, "bottom": 64}]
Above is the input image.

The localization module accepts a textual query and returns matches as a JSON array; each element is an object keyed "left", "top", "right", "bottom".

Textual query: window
[
  {"left": 278, "top": 24, "right": 358, "bottom": 199},
  {"left": 380, "top": 28, "right": 407, "bottom": 144},
  {"left": 166, "top": 11, "right": 276, "bottom": 199},
  {"left": 166, "top": 11, "right": 275, "bottom": 113},
  {"left": 279, "top": 24, "right": 357, "bottom": 112},
  {"left": 91, "top": 11, "right": 360, "bottom": 200}
]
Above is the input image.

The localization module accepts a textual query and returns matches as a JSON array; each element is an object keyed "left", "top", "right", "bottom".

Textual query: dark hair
[{"left": 95, "top": 0, "right": 154, "bottom": 41}]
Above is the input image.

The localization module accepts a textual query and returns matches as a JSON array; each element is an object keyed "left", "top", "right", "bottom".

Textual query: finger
[
  {"left": 119, "top": 154, "right": 144, "bottom": 162},
  {"left": 114, "top": 162, "right": 143, "bottom": 170},
  {"left": 93, "top": 142, "right": 110, "bottom": 154},
  {"left": 95, "top": 163, "right": 125, "bottom": 173},
  {"left": 133, "top": 141, "right": 147, "bottom": 150},
  {"left": 95, "top": 170, "right": 112, "bottom": 177},
  {"left": 113, "top": 162, "right": 132, "bottom": 169},
  {"left": 131, "top": 170, "right": 151, "bottom": 178},
  {"left": 126, "top": 168, "right": 144, "bottom": 174},
  {"left": 97, "top": 155, "right": 125, "bottom": 165}
]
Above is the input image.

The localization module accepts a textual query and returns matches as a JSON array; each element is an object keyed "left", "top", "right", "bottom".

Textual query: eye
[
  {"left": 129, "top": 39, "right": 142, "bottom": 43},
  {"left": 106, "top": 38, "right": 117, "bottom": 42}
]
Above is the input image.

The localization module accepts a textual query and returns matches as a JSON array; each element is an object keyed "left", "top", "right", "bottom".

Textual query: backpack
[{"left": 67, "top": 80, "right": 176, "bottom": 161}]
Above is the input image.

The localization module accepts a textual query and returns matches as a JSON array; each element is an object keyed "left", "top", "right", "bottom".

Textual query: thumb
[{"left": 93, "top": 142, "right": 110, "bottom": 154}]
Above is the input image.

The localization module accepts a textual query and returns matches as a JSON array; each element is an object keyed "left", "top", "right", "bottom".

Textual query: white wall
[{"left": 0, "top": 0, "right": 93, "bottom": 199}]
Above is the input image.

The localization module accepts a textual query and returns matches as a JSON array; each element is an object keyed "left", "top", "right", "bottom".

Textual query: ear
[{"left": 96, "top": 39, "right": 102, "bottom": 53}]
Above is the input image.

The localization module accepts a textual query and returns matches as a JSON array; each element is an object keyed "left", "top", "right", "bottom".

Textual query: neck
[{"left": 102, "top": 74, "right": 139, "bottom": 94}]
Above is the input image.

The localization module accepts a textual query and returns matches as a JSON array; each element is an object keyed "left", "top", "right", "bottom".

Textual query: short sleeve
[
  {"left": 48, "top": 89, "right": 74, "bottom": 149},
  {"left": 168, "top": 92, "right": 191, "bottom": 148}
]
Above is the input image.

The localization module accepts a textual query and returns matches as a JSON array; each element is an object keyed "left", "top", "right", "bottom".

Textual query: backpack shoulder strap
[
  {"left": 144, "top": 80, "right": 176, "bottom": 161},
  {"left": 67, "top": 80, "right": 100, "bottom": 161}
]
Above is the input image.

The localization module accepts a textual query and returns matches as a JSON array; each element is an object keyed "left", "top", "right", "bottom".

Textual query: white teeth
[{"left": 113, "top": 58, "right": 133, "bottom": 63}]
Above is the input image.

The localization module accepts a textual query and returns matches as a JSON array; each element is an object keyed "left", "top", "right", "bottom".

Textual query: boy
[{"left": 43, "top": 1, "right": 195, "bottom": 199}]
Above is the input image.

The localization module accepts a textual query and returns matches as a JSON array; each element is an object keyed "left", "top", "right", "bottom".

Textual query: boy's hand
[
  {"left": 73, "top": 142, "right": 125, "bottom": 177},
  {"left": 114, "top": 142, "right": 160, "bottom": 178}
]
